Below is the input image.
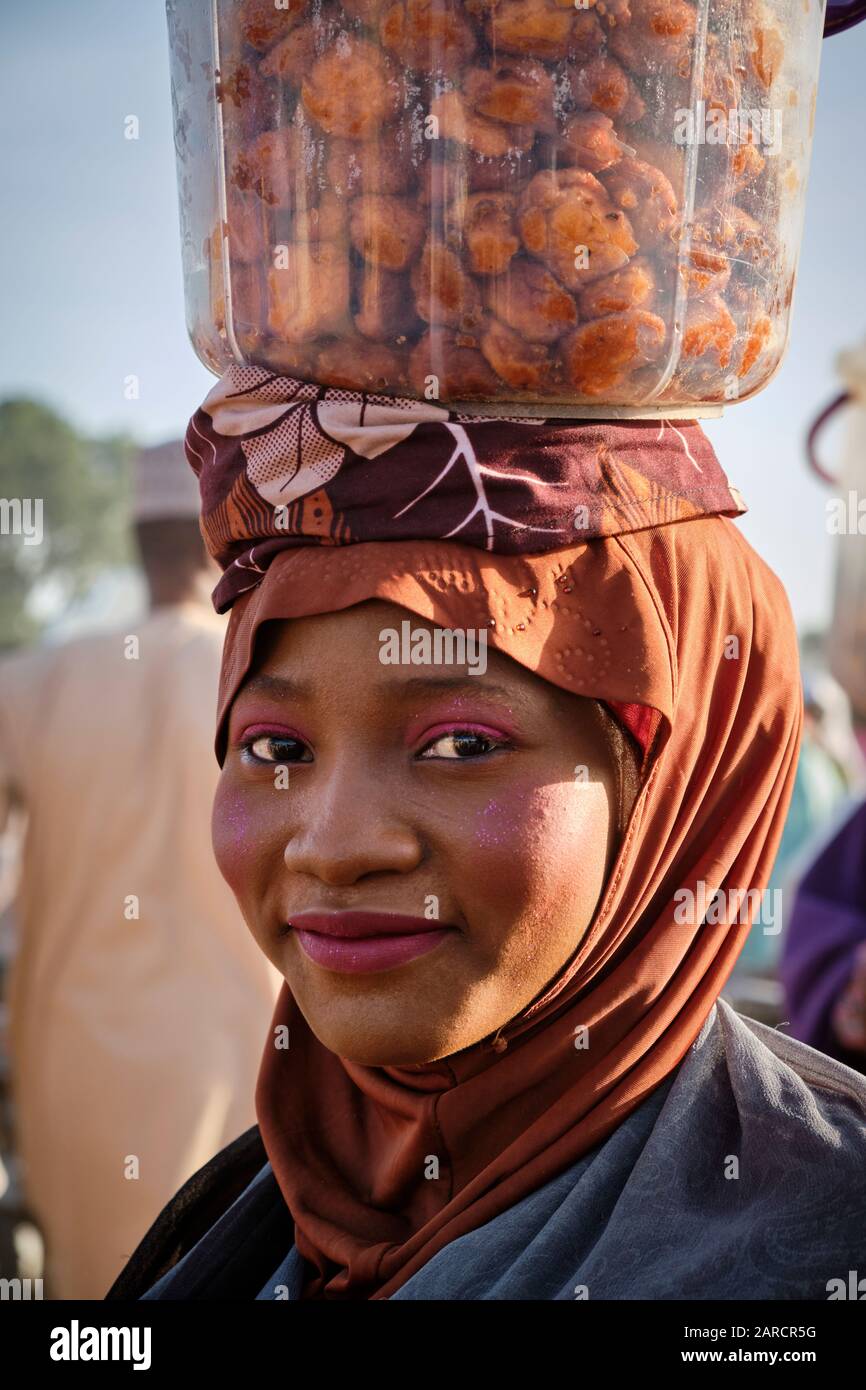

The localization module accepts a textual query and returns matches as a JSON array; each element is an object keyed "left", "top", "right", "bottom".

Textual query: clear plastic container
[{"left": 166, "top": 0, "right": 827, "bottom": 412}]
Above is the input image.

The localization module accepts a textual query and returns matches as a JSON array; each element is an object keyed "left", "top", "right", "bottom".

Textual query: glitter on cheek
[
  {"left": 214, "top": 790, "right": 253, "bottom": 849},
  {"left": 473, "top": 797, "right": 522, "bottom": 850},
  {"left": 211, "top": 789, "right": 266, "bottom": 892}
]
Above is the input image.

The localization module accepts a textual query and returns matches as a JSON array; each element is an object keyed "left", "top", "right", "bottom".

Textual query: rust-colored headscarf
[{"left": 187, "top": 366, "right": 801, "bottom": 1300}]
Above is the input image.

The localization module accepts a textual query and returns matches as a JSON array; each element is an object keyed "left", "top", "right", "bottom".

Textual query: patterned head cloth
[
  {"left": 187, "top": 366, "right": 745, "bottom": 615},
  {"left": 183, "top": 364, "right": 798, "bottom": 1302},
  {"left": 187, "top": 365, "right": 745, "bottom": 765}
]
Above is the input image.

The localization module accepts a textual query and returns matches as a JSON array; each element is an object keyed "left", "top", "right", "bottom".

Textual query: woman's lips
[{"left": 288, "top": 911, "right": 455, "bottom": 975}]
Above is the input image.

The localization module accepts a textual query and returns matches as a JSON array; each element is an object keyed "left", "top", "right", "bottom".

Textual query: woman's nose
[{"left": 282, "top": 758, "right": 423, "bottom": 886}]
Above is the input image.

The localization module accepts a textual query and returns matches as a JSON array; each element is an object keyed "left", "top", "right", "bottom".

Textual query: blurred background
[{"left": 1, "top": 0, "right": 865, "bottom": 1296}]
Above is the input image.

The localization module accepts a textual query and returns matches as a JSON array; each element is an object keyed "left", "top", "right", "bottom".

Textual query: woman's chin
[
  {"left": 292, "top": 986, "right": 488, "bottom": 1066},
  {"left": 307, "top": 1014, "right": 470, "bottom": 1068}
]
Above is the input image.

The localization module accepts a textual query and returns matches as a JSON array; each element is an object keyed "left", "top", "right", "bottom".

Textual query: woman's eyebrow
[
  {"left": 240, "top": 673, "right": 311, "bottom": 700},
  {"left": 396, "top": 675, "right": 520, "bottom": 702},
  {"left": 240, "top": 673, "right": 522, "bottom": 702}
]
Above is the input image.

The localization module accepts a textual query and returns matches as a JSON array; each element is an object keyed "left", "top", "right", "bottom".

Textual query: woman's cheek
[
  {"left": 476, "top": 780, "right": 611, "bottom": 921},
  {"left": 211, "top": 779, "right": 266, "bottom": 895},
  {"left": 464, "top": 785, "right": 561, "bottom": 919},
  {"left": 548, "top": 779, "right": 613, "bottom": 914}
]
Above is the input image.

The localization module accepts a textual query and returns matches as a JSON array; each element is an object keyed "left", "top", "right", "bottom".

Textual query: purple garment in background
[{"left": 780, "top": 797, "right": 866, "bottom": 1073}]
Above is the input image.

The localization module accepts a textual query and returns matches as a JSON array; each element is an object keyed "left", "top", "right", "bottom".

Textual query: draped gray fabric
[{"left": 138, "top": 999, "right": 866, "bottom": 1301}]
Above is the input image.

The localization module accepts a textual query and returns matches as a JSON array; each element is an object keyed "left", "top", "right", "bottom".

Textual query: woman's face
[{"left": 214, "top": 599, "right": 631, "bottom": 1066}]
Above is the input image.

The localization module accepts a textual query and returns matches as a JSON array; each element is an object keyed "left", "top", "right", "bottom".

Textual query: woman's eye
[
  {"left": 417, "top": 730, "right": 505, "bottom": 760},
  {"left": 241, "top": 735, "right": 313, "bottom": 765}
]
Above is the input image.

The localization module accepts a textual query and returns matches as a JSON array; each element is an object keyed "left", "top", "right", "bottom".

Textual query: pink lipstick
[{"left": 288, "top": 911, "right": 455, "bottom": 975}]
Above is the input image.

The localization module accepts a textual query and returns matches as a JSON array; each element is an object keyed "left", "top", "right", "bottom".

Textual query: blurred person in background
[
  {"left": 727, "top": 660, "right": 863, "bottom": 994},
  {"left": 0, "top": 441, "right": 281, "bottom": 1298},
  {"left": 781, "top": 796, "right": 866, "bottom": 1075},
  {"left": 778, "top": 338, "right": 866, "bottom": 1074}
]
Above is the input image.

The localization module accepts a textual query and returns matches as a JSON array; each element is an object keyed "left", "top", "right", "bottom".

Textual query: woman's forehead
[{"left": 231, "top": 613, "right": 624, "bottom": 771}]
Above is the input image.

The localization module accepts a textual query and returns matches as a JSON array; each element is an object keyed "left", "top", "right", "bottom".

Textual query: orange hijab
[{"left": 212, "top": 515, "right": 802, "bottom": 1299}]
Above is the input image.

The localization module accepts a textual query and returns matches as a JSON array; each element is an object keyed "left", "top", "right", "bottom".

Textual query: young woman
[{"left": 107, "top": 368, "right": 866, "bottom": 1301}]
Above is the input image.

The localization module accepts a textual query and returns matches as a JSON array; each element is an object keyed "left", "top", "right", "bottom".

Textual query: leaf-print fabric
[{"left": 185, "top": 365, "right": 746, "bottom": 613}]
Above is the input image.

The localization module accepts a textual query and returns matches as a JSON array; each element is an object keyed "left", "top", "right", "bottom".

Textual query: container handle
[
  {"left": 824, "top": 1, "right": 866, "bottom": 36},
  {"left": 806, "top": 391, "right": 851, "bottom": 483}
]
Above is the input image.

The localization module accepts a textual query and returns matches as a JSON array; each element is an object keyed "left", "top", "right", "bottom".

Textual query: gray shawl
[{"left": 139, "top": 999, "right": 866, "bottom": 1301}]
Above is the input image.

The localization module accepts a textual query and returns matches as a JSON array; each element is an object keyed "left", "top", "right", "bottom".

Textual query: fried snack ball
[
  {"left": 350, "top": 194, "right": 426, "bottom": 269},
  {"left": 419, "top": 156, "right": 470, "bottom": 207},
  {"left": 692, "top": 250, "right": 732, "bottom": 302},
  {"left": 465, "top": 143, "right": 539, "bottom": 191},
  {"left": 691, "top": 203, "right": 774, "bottom": 270},
  {"left": 342, "top": 0, "right": 392, "bottom": 21},
  {"left": 519, "top": 168, "right": 638, "bottom": 290},
  {"left": 327, "top": 131, "right": 419, "bottom": 197},
  {"left": 463, "top": 0, "right": 499, "bottom": 15},
  {"left": 301, "top": 35, "right": 403, "bottom": 139},
  {"left": 232, "top": 122, "right": 326, "bottom": 208},
  {"left": 560, "top": 309, "right": 667, "bottom": 395},
  {"left": 408, "top": 330, "right": 503, "bottom": 398},
  {"left": 479, "top": 316, "right": 555, "bottom": 391},
  {"left": 601, "top": 157, "right": 679, "bottom": 250},
  {"left": 259, "top": 19, "right": 336, "bottom": 85},
  {"left": 316, "top": 336, "right": 409, "bottom": 390},
  {"left": 578, "top": 257, "right": 656, "bottom": 318},
  {"left": 218, "top": 59, "right": 281, "bottom": 142},
  {"left": 641, "top": 27, "right": 737, "bottom": 140},
  {"left": 237, "top": 0, "right": 306, "bottom": 53},
  {"left": 701, "top": 29, "right": 741, "bottom": 115},
  {"left": 446, "top": 192, "right": 521, "bottom": 275},
  {"left": 674, "top": 243, "right": 731, "bottom": 299},
  {"left": 594, "top": 0, "right": 632, "bottom": 23},
  {"left": 430, "top": 90, "right": 535, "bottom": 158},
  {"left": 712, "top": 134, "right": 772, "bottom": 206},
  {"left": 568, "top": 56, "right": 645, "bottom": 124},
  {"left": 552, "top": 111, "right": 627, "bottom": 174},
  {"left": 379, "top": 0, "right": 478, "bottom": 75},
  {"left": 353, "top": 264, "right": 421, "bottom": 339},
  {"left": 607, "top": 0, "right": 698, "bottom": 79},
  {"left": 729, "top": 140, "right": 766, "bottom": 193},
  {"left": 289, "top": 193, "right": 347, "bottom": 241},
  {"left": 681, "top": 294, "right": 737, "bottom": 370},
  {"left": 463, "top": 59, "right": 558, "bottom": 134},
  {"left": 483, "top": 259, "right": 578, "bottom": 343},
  {"left": 225, "top": 189, "right": 271, "bottom": 263},
  {"left": 254, "top": 335, "right": 322, "bottom": 379},
  {"left": 625, "top": 135, "right": 685, "bottom": 194},
  {"left": 411, "top": 239, "right": 484, "bottom": 329},
  {"left": 486, "top": 0, "right": 575, "bottom": 60},
  {"left": 267, "top": 241, "right": 351, "bottom": 341},
  {"left": 569, "top": 9, "right": 607, "bottom": 61},
  {"left": 750, "top": 16, "right": 785, "bottom": 89},
  {"left": 736, "top": 312, "right": 773, "bottom": 378},
  {"left": 231, "top": 263, "right": 267, "bottom": 350}
]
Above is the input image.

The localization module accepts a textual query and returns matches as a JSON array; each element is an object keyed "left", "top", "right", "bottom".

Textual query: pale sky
[{"left": 2, "top": 2, "right": 865, "bottom": 633}]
